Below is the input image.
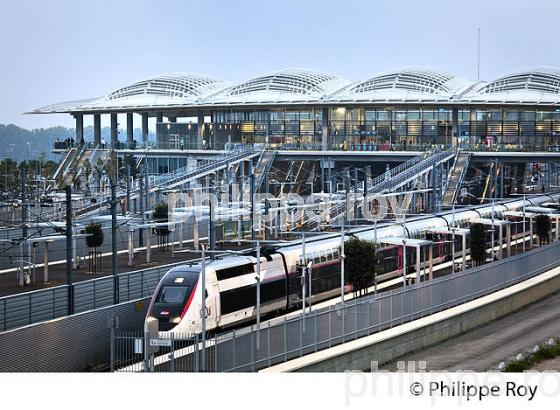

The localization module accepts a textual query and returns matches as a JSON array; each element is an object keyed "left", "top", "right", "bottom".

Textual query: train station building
[{"left": 32, "top": 66, "right": 560, "bottom": 154}]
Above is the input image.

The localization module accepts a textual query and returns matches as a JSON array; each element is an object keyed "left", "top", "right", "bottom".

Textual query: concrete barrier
[{"left": 262, "top": 265, "right": 560, "bottom": 372}]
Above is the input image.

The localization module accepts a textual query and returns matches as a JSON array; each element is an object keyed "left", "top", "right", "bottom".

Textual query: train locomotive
[{"left": 146, "top": 193, "right": 559, "bottom": 335}]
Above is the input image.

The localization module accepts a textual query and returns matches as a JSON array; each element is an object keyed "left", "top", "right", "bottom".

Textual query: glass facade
[
  {"left": 146, "top": 156, "right": 189, "bottom": 175},
  {"left": 156, "top": 122, "right": 199, "bottom": 149},
  {"left": 154, "top": 107, "right": 560, "bottom": 151}
]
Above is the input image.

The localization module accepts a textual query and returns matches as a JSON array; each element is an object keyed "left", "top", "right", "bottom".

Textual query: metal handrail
[
  {"left": 150, "top": 146, "right": 261, "bottom": 189},
  {"left": 367, "top": 148, "right": 455, "bottom": 194}
]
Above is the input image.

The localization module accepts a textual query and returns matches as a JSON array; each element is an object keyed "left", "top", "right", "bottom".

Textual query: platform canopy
[
  {"left": 470, "top": 218, "right": 510, "bottom": 226},
  {"left": 378, "top": 237, "right": 432, "bottom": 247},
  {"left": 428, "top": 227, "right": 470, "bottom": 236}
]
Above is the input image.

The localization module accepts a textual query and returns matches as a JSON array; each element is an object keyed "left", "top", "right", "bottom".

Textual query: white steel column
[
  {"left": 43, "top": 242, "right": 49, "bottom": 283},
  {"left": 415, "top": 244, "right": 421, "bottom": 283},
  {"left": 146, "top": 229, "right": 152, "bottom": 263},
  {"left": 506, "top": 223, "right": 512, "bottom": 257},
  {"left": 128, "top": 227, "right": 134, "bottom": 267}
]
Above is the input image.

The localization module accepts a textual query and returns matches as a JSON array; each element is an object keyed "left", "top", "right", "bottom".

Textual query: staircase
[
  {"left": 366, "top": 147, "right": 457, "bottom": 195},
  {"left": 253, "top": 150, "right": 277, "bottom": 192},
  {"left": 146, "top": 145, "right": 262, "bottom": 192},
  {"left": 49, "top": 146, "right": 78, "bottom": 189},
  {"left": 442, "top": 150, "right": 472, "bottom": 206},
  {"left": 295, "top": 148, "right": 457, "bottom": 230}
]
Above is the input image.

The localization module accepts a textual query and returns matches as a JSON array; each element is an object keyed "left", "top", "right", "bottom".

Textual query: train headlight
[{"left": 170, "top": 316, "right": 182, "bottom": 324}]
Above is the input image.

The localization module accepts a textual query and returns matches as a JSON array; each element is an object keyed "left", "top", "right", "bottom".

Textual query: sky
[{"left": 2, "top": 0, "right": 560, "bottom": 129}]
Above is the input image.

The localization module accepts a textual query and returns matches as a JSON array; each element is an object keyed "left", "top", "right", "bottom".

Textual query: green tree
[
  {"left": 534, "top": 214, "right": 551, "bottom": 246},
  {"left": 153, "top": 202, "right": 170, "bottom": 251},
  {"left": 469, "top": 223, "right": 487, "bottom": 266},
  {"left": 344, "top": 237, "right": 377, "bottom": 297},
  {"left": 85, "top": 223, "right": 104, "bottom": 273}
]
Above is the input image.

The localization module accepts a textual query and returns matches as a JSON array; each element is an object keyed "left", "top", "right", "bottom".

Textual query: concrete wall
[{"left": 276, "top": 267, "right": 560, "bottom": 372}]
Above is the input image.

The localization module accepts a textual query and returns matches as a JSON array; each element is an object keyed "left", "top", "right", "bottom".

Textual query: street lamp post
[
  {"left": 256, "top": 239, "right": 261, "bottom": 349},
  {"left": 522, "top": 194, "right": 527, "bottom": 253},
  {"left": 402, "top": 239, "right": 407, "bottom": 287},
  {"left": 340, "top": 223, "right": 345, "bottom": 305},
  {"left": 200, "top": 245, "right": 207, "bottom": 371},
  {"left": 301, "top": 232, "right": 307, "bottom": 315},
  {"left": 451, "top": 203, "right": 456, "bottom": 275},
  {"left": 490, "top": 160, "right": 496, "bottom": 261}
]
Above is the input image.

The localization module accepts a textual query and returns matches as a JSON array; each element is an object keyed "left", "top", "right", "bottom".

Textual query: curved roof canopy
[
  {"left": 463, "top": 67, "right": 560, "bottom": 104},
  {"left": 107, "top": 73, "right": 229, "bottom": 100},
  {"left": 480, "top": 67, "right": 560, "bottom": 94},
  {"left": 206, "top": 68, "right": 350, "bottom": 104},
  {"left": 336, "top": 67, "right": 473, "bottom": 102},
  {"left": 226, "top": 68, "right": 348, "bottom": 96},
  {"left": 30, "top": 66, "right": 560, "bottom": 114}
]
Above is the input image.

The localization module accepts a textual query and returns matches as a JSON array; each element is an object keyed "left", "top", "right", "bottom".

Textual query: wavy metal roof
[
  {"left": 461, "top": 67, "right": 560, "bottom": 104},
  {"left": 30, "top": 66, "right": 560, "bottom": 114},
  {"left": 204, "top": 68, "right": 350, "bottom": 104},
  {"left": 107, "top": 73, "right": 230, "bottom": 100}
]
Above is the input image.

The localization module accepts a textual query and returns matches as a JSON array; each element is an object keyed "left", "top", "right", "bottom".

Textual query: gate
[{"left": 112, "top": 331, "right": 216, "bottom": 372}]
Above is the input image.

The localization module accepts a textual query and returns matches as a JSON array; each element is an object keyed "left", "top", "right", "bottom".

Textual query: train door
[
  {"left": 209, "top": 282, "right": 220, "bottom": 328},
  {"left": 199, "top": 282, "right": 218, "bottom": 330}
]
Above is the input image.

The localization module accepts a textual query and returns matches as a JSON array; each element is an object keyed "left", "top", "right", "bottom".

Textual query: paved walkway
[
  {"left": 379, "top": 290, "right": 560, "bottom": 371},
  {"left": 0, "top": 242, "right": 250, "bottom": 297}
]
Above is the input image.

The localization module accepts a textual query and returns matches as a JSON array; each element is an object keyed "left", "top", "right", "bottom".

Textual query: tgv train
[{"left": 146, "top": 193, "right": 560, "bottom": 335}]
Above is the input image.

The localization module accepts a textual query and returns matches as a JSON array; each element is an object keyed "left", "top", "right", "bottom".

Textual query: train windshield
[{"left": 156, "top": 286, "right": 191, "bottom": 304}]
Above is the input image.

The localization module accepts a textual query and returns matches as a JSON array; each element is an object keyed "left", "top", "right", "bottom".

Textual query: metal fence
[
  {"left": 113, "top": 240, "right": 560, "bottom": 372},
  {"left": 0, "top": 297, "right": 149, "bottom": 372},
  {"left": 0, "top": 260, "right": 190, "bottom": 332}
]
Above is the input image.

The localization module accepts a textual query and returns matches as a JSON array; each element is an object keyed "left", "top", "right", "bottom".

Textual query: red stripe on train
[{"left": 181, "top": 279, "right": 199, "bottom": 319}]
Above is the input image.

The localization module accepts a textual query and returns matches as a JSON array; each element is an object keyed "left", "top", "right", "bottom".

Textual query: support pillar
[
  {"left": 451, "top": 107, "right": 458, "bottom": 147},
  {"left": 156, "top": 112, "right": 163, "bottom": 123},
  {"left": 93, "top": 114, "right": 101, "bottom": 147},
  {"left": 75, "top": 114, "right": 84, "bottom": 145},
  {"left": 110, "top": 113, "right": 118, "bottom": 147},
  {"left": 126, "top": 113, "right": 134, "bottom": 148},
  {"left": 141, "top": 113, "right": 149, "bottom": 146},
  {"left": 321, "top": 107, "right": 329, "bottom": 151},
  {"left": 198, "top": 113, "right": 205, "bottom": 149}
]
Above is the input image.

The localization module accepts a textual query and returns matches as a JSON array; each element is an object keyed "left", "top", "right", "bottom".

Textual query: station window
[{"left": 504, "top": 111, "right": 519, "bottom": 121}]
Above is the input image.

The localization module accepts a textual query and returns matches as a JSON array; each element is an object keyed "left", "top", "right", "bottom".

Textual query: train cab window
[
  {"left": 216, "top": 263, "right": 254, "bottom": 281},
  {"left": 156, "top": 286, "right": 190, "bottom": 304}
]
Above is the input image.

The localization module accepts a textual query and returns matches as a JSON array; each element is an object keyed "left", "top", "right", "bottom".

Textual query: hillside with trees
[{"left": 0, "top": 123, "right": 155, "bottom": 162}]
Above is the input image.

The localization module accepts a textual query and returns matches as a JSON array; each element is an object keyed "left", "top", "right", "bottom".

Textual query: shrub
[
  {"left": 534, "top": 214, "right": 551, "bottom": 246},
  {"left": 345, "top": 237, "right": 377, "bottom": 296},
  {"left": 469, "top": 223, "right": 487, "bottom": 266},
  {"left": 85, "top": 223, "right": 104, "bottom": 248}
]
